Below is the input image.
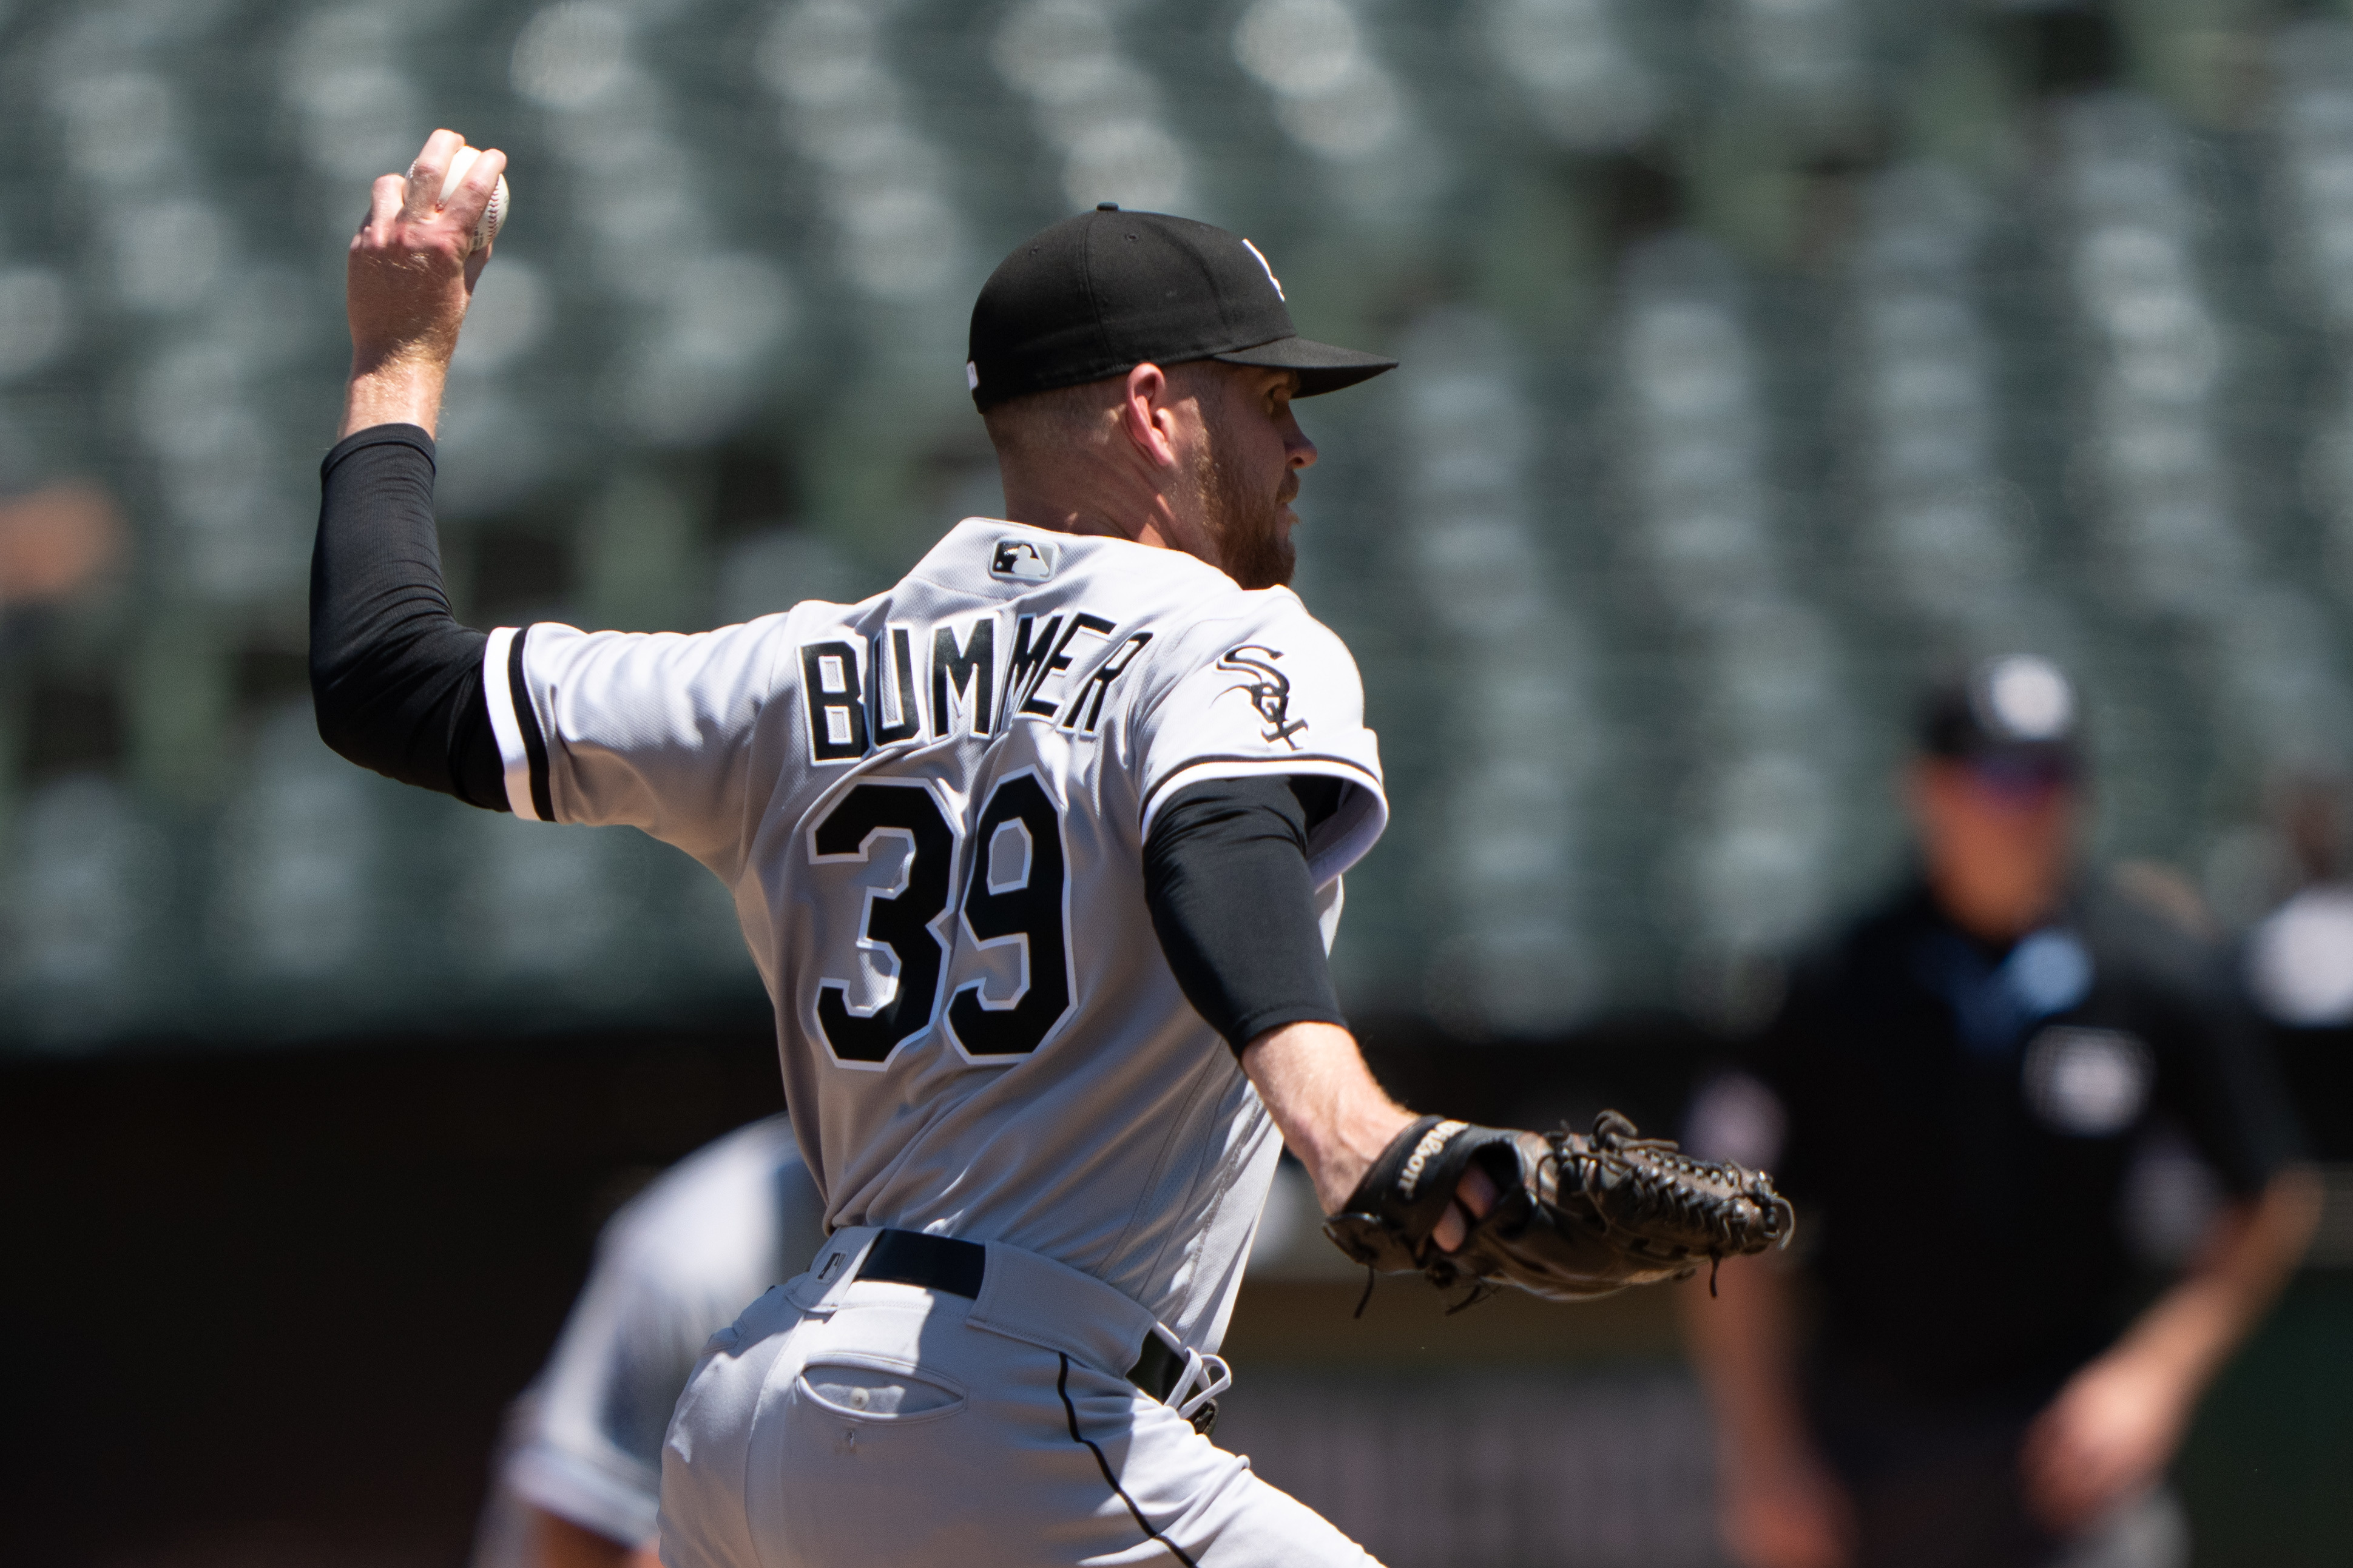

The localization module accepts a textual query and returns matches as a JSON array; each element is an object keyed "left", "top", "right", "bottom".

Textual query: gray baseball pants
[{"left": 658, "top": 1226, "right": 1380, "bottom": 1568}]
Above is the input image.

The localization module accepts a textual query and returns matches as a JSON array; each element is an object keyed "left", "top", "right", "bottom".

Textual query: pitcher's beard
[{"left": 1193, "top": 440, "right": 1296, "bottom": 591}]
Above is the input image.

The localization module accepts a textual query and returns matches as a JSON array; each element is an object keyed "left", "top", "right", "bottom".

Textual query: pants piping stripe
[{"left": 1056, "top": 1353, "right": 1200, "bottom": 1568}]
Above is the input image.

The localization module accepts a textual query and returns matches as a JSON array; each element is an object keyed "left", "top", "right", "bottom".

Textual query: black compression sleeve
[
  {"left": 309, "top": 424, "right": 508, "bottom": 810},
  {"left": 1143, "top": 775, "right": 1348, "bottom": 1055}
]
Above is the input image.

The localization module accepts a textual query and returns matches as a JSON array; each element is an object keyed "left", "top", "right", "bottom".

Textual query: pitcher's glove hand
[{"left": 1322, "top": 1111, "right": 1794, "bottom": 1305}]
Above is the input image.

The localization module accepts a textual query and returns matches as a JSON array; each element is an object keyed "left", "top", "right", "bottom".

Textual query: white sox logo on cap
[
  {"left": 1241, "top": 238, "right": 1285, "bottom": 300},
  {"left": 966, "top": 206, "right": 1393, "bottom": 408}
]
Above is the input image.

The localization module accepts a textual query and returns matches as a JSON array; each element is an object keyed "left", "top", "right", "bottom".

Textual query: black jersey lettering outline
[{"left": 1062, "top": 631, "right": 1153, "bottom": 733}]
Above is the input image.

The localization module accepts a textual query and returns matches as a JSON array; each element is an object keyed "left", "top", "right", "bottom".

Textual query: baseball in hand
[{"left": 435, "top": 144, "right": 510, "bottom": 255}]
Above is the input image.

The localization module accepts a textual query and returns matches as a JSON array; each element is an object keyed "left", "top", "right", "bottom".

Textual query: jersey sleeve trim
[
  {"left": 1141, "top": 755, "right": 1386, "bottom": 886},
  {"left": 483, "top": 625, "right": 555, "bottom": 823}
]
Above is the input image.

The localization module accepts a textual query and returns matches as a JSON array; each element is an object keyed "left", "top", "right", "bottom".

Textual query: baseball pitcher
[{"left": 317, "top": 132, "right": 1786, "bottom": 1568}]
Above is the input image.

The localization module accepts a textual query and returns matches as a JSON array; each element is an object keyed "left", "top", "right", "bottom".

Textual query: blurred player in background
[
  {"left": 1681, "top": 656, "right": 2320, "bottom": 1568},
  {"left": 2243, "top": 773, "right": 2353, "bottom": 1160},
  {"left": 471, "top": 1118, "right": 826, "bottom": 1568}
]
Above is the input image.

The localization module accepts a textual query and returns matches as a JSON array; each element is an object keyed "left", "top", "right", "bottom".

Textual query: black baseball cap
[
  {"left": 1920, "top": 654, "right": 2082, "bottom": 780},
  {"left": 966, "top": 204, "right": 1397, "bottom": 409}
]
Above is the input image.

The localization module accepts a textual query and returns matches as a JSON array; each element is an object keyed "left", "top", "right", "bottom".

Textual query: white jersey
[
  {"left": 486, "top": 519, "right": 1386, "bottom": 1348},
  {"left": 480, "top": 1117, "right": 827, "bottom": 1559}
]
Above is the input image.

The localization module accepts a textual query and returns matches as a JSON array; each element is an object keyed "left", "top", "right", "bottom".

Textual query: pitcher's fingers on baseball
[
  {"left": 445, "top": 145, "right": 507, "bottom": 214},
  {"left": 356, "top": 173, "right": 407, "bottom": 245},
  {"left": 447, "top": 146, "right": 507, "bottom": 283},
  {"left": 401, "top": 128, "right": 466, "bottom": 224}
]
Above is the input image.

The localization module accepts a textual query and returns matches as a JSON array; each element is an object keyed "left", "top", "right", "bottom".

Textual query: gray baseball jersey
[
  {"left": 476, "top": 1117, "right": 827, "bottom": 1560},
  {"left": 484, "top": 519, "right": 1385, "bottom": 1350}
]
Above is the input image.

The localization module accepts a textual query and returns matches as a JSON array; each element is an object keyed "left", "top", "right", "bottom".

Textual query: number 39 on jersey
[{"left": 805, "top": 768, "right": 1075, "bottom": 1071}]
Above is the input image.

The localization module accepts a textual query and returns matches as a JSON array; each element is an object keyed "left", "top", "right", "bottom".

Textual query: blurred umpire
[{"left": 1680, "top": 656, "right": 2319, "bottom": 1568}]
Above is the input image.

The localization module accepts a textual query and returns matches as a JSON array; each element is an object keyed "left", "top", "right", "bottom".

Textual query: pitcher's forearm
[
  {"left": 1240, "top": 1020, "right": 1416, "bottom": 1213},
  {"left": 340, "top": 355, "right": 448, "bottom": 440}
]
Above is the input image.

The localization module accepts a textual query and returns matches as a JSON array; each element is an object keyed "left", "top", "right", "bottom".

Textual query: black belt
[
  {"left": 857, "top": 1228, "right": 987, "bottom": 1298},
  {"left": 855, "top": 1229, "right": 1193, "bottom": 1409}
]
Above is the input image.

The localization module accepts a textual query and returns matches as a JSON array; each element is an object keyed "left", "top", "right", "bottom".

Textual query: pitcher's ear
[{"left": 1119, "top": 362, "right": 1178, "bottom": 469}]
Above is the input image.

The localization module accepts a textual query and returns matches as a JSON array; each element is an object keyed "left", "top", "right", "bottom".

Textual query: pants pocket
[{"left": 795, "top": 1356, "right": 967, "bottom": 1424}]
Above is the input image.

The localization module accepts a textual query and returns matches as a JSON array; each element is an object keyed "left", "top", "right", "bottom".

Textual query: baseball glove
[{"left": 1323, "top": 1111, "right": 1794, "bottom": 1307}]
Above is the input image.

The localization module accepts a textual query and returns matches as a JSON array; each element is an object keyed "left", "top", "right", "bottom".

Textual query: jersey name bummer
[{"left": 800, "top": 608, "right": 1154, "bottom": 762}]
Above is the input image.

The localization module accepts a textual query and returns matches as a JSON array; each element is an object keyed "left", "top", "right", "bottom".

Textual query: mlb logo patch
[{"left": 990, "top": 536, "right": 1059, "bottom": 582}]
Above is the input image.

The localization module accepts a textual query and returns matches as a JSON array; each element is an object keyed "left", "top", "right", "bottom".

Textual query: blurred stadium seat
[{"left": 1, "top": 0, "right": 2350, "bottom": 1052}]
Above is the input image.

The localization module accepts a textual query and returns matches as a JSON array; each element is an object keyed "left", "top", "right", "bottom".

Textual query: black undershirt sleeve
[
  {"left": 309, "top": 423, "right": 508, "bottom": 810},
  {"left": 1143, "top": 775, "right": 1349, "bottom": 1055}
]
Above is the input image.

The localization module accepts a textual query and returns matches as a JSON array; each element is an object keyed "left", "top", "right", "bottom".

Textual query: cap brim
[
  {"left": 1210, "top": 335, "right": 1397, "bottom": 396},
  {"left": 1923, "top": 733, "right": 2081, "bottom": 778}
]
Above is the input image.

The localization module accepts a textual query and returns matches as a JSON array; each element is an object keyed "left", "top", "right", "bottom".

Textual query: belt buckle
[{"left": 1129, "top": 1324, "right": 1230, "bottom": 1437}]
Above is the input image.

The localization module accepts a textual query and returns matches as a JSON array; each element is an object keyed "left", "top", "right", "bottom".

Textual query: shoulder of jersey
[
  {"left": 912, "top": 520, "right": 1333, "bottom": 642},
  {"left": 916, "top": 520, "right": 1166, "bottom": 591},
  {"left": 1158, "top": 578, "right": 1348, "bottom": 668},
  {"left": 928, "top": 520, "right": 1283, "bottom": 610}
]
